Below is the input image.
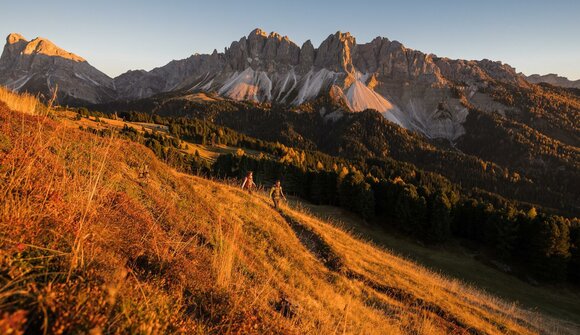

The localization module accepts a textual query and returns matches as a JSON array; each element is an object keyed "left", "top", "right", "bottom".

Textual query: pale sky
[{"left": 1, "top": 0, "right": 579, "bottom": 79}]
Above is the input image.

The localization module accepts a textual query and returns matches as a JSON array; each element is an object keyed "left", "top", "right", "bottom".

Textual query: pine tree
[
  {"left": 568, "top": 220, "right": 580, "bottom": 284},
  {"left": 524, "top": 215, "right": 571, "bottom": 281},
  {"left": 493, "top": 208, "right": 519, "bottom": 260},
  {"left": 428, "top": 191, "right": 452, "bottom": 242},
  {"left": 395, "top": 184, "right": 427, "bottom": 234}
]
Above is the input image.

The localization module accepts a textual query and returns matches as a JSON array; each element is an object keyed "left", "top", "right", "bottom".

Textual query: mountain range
[{"left": 2, "top": 29, "right": 575, "bottom": 141}]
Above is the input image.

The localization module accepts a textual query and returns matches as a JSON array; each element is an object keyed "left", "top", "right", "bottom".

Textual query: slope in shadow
[{"left": 277, "top": 211, "right": 344, "bottom": 272}]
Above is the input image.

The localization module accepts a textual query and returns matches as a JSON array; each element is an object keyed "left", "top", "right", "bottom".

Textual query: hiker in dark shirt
[{"left": 269, "top": 180, "right": 286, "bottom": 209}]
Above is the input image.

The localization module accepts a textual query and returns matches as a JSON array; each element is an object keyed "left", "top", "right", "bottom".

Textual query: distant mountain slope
[
  {"left": 0, "top": 33, "right": 115, "bottom": 104},
  {"left": 525, "top": 73, "right": 580, "bottom": 89},
  {"left": 1, "top": 96, "right": 576, "bottom": 334}
]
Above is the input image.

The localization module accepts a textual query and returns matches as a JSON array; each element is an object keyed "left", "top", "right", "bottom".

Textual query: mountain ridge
[
  {"left": 0, "top": 29, "right": 536, "bottom": 141},
  {"left": 524, "top": 72, "right": 580, "bottom": 89}
]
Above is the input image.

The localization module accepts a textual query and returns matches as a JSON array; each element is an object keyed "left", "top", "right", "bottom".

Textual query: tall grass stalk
[
  {"left": 68, "top": 133, "right": 115, "bottom": 280},
  {"left": 212, "top": 217, "right": 240, "bottom": 290}
]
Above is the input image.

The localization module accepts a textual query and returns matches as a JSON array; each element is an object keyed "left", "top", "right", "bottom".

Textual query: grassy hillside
[
  {"left": 294, "top": 200, "right": 580, "bottom": 323},
  {"left": 0, "top": 91, "right": 577, "bottom": 333}
]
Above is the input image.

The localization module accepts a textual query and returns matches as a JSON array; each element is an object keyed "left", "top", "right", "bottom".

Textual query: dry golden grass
[
  {"left": 183, "top": 143, "right": 267, "bottom": 163},
  {"left": 0, "top": 86, "right": 41, "bottom": 115},
  {"left": 174, "top": 92, "right": 218, "bottom": 102},
  {"left": 0, "top": 91, "right": 577, "bottom": 334}
]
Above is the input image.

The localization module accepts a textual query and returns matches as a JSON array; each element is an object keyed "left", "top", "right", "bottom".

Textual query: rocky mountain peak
[
  {"left": 0, "top": 29, "right": 531, "bottom": 139},
  {"left": 315, "top": 31, "right": 356, "bottom": 73},
  {"left": 301, "top": 39, "right": 314, "bottom": 49},
  {"left": 1, "top": 33, "right": 29, "bottom": 67},
  {"left": 249, "top": 28, "right": 268, "bottom": 38},
  {"left": 7, "top": 33, "right": 27, "bottom": 45},
  {"left": 0, "top": 33, "right": 113, "bottom": 105},
  {"left": 299, "top": 40, "right": 315, "bottom": 69},
  {"left": 224, "top": 29, "right": 300, "bottom": 72},
  {"left": 22, "top": 37, "right": 85, "bottom": 62},
  {"left": 335, "top": 31, "right": 356, "bottom": 44}
]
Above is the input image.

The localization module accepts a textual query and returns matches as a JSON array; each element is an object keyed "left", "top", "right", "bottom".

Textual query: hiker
[
  {"left": 269, "top": 180, "right": 286, "bottom": 210},
  {"left": 241, "top": 171, "right": 257, "bottom": 194},
  {"left": 139, "top": 164, "right": 150, "bottom": 181}
]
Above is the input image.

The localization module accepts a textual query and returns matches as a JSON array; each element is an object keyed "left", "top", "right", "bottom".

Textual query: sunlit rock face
[{"left": 0, "top": 33, "right": 115, "bottom": 104}]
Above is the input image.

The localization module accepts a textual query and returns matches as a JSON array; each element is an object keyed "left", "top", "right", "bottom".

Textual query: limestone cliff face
[
  {"left": 0, "top": 33, "right": 115, "bottom": 104},
  {"left": 353, "top": 36, "right": 443, "bottom": 83},
  {"left": 224, "top": 28, "right": 301, "bottom": 72},
  {"left": 313, "top": 31, "right": 355, "bottom": 74}
]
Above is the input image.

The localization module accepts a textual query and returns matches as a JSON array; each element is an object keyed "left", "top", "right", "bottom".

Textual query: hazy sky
[{"left": 1, "top": 0, "right": 579, "bottom": 79}]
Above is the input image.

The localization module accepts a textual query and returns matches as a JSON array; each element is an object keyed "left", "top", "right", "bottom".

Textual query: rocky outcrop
[
  {"left": 353, "top": 37, "right": 442, "bottom": 83},
  {"left": 298, "top": 40, "right": 315, "bottom": 70},
  {"left": 435, "top": 58, "right": 527, "bottom": 87},
  {"left": 314, "top": 32, "right": 355, "bottom": 73},
  {"left": 0, "top": 33, "right": 115, "bottom": 105}
]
